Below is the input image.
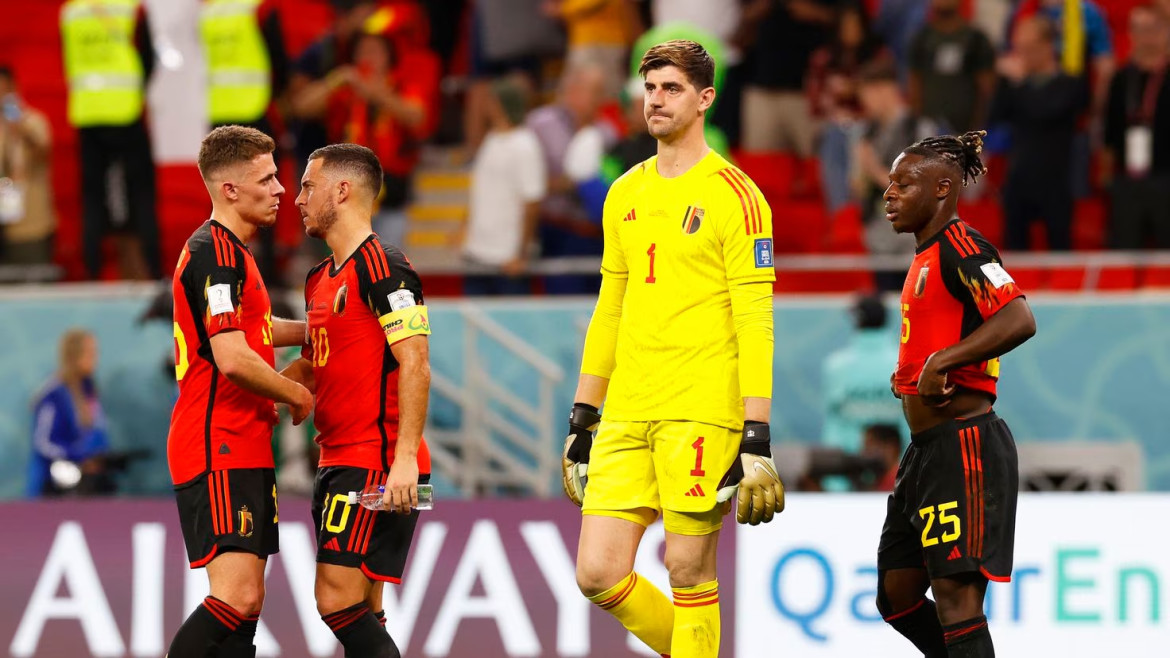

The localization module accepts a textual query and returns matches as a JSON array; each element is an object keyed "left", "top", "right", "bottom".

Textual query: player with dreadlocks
[{"left": 875, "top": 130, "right": 1037, "bottom": 657}]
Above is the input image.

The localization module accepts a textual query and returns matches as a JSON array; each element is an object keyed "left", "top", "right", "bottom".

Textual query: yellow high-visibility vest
[
  {"left": 60, "top": 0, "right": 145, "bottom": 127},
  {"left": 200, "top": 0, "right": 272, "bottom": 124}
]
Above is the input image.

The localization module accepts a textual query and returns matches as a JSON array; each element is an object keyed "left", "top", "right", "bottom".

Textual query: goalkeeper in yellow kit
[{"left": 561, "top": 40, "right": 784, "bottom": 658}]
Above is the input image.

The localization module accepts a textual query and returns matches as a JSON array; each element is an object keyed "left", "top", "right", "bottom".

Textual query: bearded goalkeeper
[{"left": 561, "top": 40, "right": 784, "bottom": 658}]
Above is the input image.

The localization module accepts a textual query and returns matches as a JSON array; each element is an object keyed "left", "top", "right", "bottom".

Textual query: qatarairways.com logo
[{"left": 735, "top": 494, "right": 1170, "bottom": 658}]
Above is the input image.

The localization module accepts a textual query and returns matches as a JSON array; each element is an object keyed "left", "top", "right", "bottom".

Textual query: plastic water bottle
[{"left": 348, "top": 483, "right": 433, "bottom": 511}]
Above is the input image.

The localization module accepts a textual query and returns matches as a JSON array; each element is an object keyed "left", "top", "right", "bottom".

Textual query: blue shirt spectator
[{"left": 26, "top": 330, "right": 109, "bottom": 496}]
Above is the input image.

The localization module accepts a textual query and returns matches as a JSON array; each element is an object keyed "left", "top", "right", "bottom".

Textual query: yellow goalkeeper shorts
[{"left": 582, "top": 419, "right": 739, "bottom": 536}]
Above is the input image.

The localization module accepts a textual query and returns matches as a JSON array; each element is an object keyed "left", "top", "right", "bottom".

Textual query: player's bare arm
[
  {"left": 279, "top": 357, "right": 316, "bottom": 393},
  {"left": 918, "top": 297, "right": 1036, "bottom": 404},
  {"left": 210, "top": 331, "right": 313, "bottom": 424},
  {"left": 270, "top": 317, "right": 307, "bottom": 348},
  {"left": 385, "top": 334, "right": 429, "bottom": 514}
]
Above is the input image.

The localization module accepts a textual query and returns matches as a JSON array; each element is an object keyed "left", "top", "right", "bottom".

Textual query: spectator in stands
[
  {"left": 821, "top": 294, "right": 905, "bottom": 489},
  {"left": 1012, "top": 0, "right": 1114, "bottom": 201},
  {"left": 289, "top": 1, "right": 432, "bottom": 166},
  {"left": 527, "top": 63, "right": 612, "bottom": 294},
  {"left": 872, "top": 0, "right": 929, "bottom": 79},
  {"left": 740, "top": 0, "right": 838, "bottom": 159},
  {"left": 60, "top": 0, "right": 160, "bottom": 280},
  {"left": 297, "top": 28, "right": 438, "bottom": 249},
  {"left": 460, "top": 78, "right": 546, "bottom": 295},
  {"left": 990, "top": 15, "right": 1088, "bottom": 251},
  {"left": 200, "top": 0, "right": 291, "bottom": 287},
  {"left": 26, "top": 329, "right": 111, "bottom": 497},
  {"left": 908, "top": 0, "right": 997, "bottom": 135},
  {"left": 0, "top": 65, "right": 55, "bottom": 270},
  {"left": 808, "top": 4, "right": 890, "bottom": 212},
  {"left": 1013, "top": 0, "right": 1114, "bottom": 108},
  {"left": 853, "top": 60, "right": 939, "bottom": 290},
  {"left": 1104, "top": 4, "right": 1170, "bottom": 249},
  {"left": 462, "top": 1, "right": 552, "bottom": 155},
  {"left": 861, "top": 423, "right": 903, "bottom": 491},
  {"left": 542, "top": 0, "right": 636, "bottom": 98}
]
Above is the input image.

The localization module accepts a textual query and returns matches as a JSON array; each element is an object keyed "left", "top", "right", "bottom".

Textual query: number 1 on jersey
[{"left": 646, "top": 243, "right": 657, "bottom": 284}]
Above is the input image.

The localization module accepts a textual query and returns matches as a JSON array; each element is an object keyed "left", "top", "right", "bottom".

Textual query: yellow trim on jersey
[
  {"left": 580, "top": 274, "right": 626, "bottom": 379},
  {"left": 379, "top": 305, "right": 431, "bottom": 345}
]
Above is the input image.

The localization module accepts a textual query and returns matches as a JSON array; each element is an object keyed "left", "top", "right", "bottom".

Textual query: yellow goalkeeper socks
[
  {"left": 588, "top": 572, "right": 673, "bottom": 656},
  {"left": 671, "top": 579, "right": 720, "bottom": 658}
]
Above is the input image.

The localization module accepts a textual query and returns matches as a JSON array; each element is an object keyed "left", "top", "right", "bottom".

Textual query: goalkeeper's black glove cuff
[
  {"left": 566, "top": 403, "right": 601, "bottom": 463},
  {"left": 742, "top": 421, "right": 771, "bottom": 456}
]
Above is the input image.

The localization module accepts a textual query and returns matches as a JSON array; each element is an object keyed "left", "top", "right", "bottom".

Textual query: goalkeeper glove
[
  {"left": 562, "top": 403, "right": 601, "bottom": 507},
  {"left": 716, "top": 422, "right": 785, "bottom": 525}
]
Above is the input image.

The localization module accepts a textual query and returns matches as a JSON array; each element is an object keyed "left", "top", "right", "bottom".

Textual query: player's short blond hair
[
  {"left": 638, "top": 40, "right": 715, "bottom": 92},
  {"left": 197, "top": 125, "right": 275, "bottom": 182}
]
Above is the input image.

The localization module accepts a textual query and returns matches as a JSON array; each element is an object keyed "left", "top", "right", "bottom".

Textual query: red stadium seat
[
  {"left": 774, "top": 200, "right": 827, "bottom": 253},
  {"left": 826, "top": 204, "right": 866, "bottom": 253},
  {"left": 1073, "top": 197, "right": 1107, "bottom": 250},
  {"left": 957, "top": 198, "right": 1004, "bottom": 246},
  {"left": 1142, "top": 265, "right": 1170, "bottom": 289}
]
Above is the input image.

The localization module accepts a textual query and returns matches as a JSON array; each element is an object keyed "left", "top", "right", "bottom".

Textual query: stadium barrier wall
[
  {"left": 3, "top": 495, "right": 1168, "bottom": 657},
  {"left": 1, "top": 290, "right": 1168, "bottom": 497},
  {"left": 0, "top": 499, "right": 735, "bottom": 658}
]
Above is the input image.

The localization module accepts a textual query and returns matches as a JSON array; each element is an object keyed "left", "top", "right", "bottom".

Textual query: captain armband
[{"left": 379, "top": 304, "right": 431, "bottom": 345}]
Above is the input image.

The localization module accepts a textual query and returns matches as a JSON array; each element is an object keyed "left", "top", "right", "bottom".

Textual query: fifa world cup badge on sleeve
[
  {"left": 207, "top": 283, "right": 233, "bottom": 315},
  {"left": 754, "top": 239, "right": 773, "bottom": 268}
]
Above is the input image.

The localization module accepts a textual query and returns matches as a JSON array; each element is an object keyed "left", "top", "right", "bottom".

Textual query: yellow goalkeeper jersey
[{"left": 586, "top": 149, "right": 775, "bottom": 430}]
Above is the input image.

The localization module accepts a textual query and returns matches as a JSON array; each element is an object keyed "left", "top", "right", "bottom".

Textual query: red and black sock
[
  {"left": 943, "top": 615, "right": 994, "bottom": 657},
  {"left": 218, "top": 611, "right": 260, "bottom": 657},
  {"left": 166, "top": 596, "right": 244, "bottom": 657},
  {"left": 883, "top": 598, "right": 947, "bottom": 657},
  {"left": 322, "top": 602, "right": 400, "bottom": 658}
]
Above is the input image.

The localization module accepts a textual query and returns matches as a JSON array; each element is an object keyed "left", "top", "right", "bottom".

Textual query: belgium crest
[{"left": 238, "top": 505, "right": 254, "bottom": 538}]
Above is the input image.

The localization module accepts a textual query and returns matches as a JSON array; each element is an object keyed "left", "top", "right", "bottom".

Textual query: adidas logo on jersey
[
  {"left": 684, "top": 484, "right": 706, "bottom": 497},
  {"left": 218, "top": 443, "right": 231, "bottom": 455},
  {"left": 324, "top": 537, "right": 341, "bottom": 551},
  {"left": 947, "top": 545, "right": 962, "bottom": 561}
]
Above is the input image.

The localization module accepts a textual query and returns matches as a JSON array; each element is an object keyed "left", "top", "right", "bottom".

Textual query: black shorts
[
  {"left": 877, "top": 411, "right": 1018, "bottom": 582},
  {"left": 174, "top": 468, "right": 279, "bottom": 568},
  {"left": 311, "top": 466, "right": 430, "bottom": 583}
]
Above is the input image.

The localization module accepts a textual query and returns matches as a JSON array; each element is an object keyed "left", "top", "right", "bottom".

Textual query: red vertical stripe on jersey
[
  {"left": 956, "top": 223, "right": 980, "bottom": 255},
  {"left": 208, "top": 474, "right": 221, "bottom": 534},
  {"left": 348, "top": 471, "right": 376, "bottom": 552},
  {"left": 223, "top": 470, "right": 234, "bottom": 535},
  {"left": 359, "top": 246, "right": 379, "bottom": 283},
  {"left": 946, "top": 226, "right": 973, "bottom": 258},
  {"left": 972, "top": 426, "right": 984, "bottom": 558},
  {"left": 728, "top": 168, "right": 762, "bottom": 234},
  {"left": 718, "top": 170, "right": 753, "bottom": 235},
  {"left": 360, "top": 243, "right": 378, "bottom": 280},
  {"left": 959, "top": 429, "right": 973, "bottom": 557},
  {"left": 371, "top": 243, "right": 391, "bottom": 281},
  {"left": 212, "top": 230, "right": 226, "bottom": 267},
  {"left": 361, "top": 472, "right": 388, "bottom": 554}
]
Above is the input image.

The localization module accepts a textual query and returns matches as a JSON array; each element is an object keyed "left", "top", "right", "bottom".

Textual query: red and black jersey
[
  {"left": 303, "top": 234, "right": 432, "bottom": 473},
  {"left": 168, "top": 220, "right": 276, "bottom": 485},
  {"left": 895, "top": 219, "right": 1024, "bottom": 400}
]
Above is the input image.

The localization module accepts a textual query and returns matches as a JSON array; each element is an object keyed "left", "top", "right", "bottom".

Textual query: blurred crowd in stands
[{"left": 0, "top": 0, "right": 1168, "bottom": 293}]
